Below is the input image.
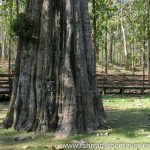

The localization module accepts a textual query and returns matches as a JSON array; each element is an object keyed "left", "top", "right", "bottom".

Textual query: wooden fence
[
  {"left": 97, "top": 74, "right": 150, "bottom": 94},
  {"left": 1, "top": 74, "right": 150, "bottom": 97},
  {"left": 0, "top": 74, "right": 13, "bottom": 97}
]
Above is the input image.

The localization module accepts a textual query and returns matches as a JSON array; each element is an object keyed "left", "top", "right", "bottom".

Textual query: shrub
[{"left": 11, "top": 13, "right": 34, "bottom": 41}]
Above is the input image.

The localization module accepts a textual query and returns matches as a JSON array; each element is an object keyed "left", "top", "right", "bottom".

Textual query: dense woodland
[
  {"left": 0, "top": 0, "right": 150, "bottom": 74},
  {"left": 90, "top": 0, "right": 150, "bottom": 75},
  {"left": 0, "top": 0, "right": 149, "bottom": 137}
]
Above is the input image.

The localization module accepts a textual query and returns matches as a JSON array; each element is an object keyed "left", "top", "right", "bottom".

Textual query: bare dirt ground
[
  {"left": 0, "top": 61, "right": 145, "bottom": 75},
  {"left": 96, "top": 64, "right": 146, "bottom": 75}
]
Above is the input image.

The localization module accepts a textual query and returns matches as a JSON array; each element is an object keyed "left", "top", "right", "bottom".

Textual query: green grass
[
  {"left": 0, "top": 69, "right": 5, "bottom": 74},
  {"left": 0, "top": 95, "right": 150, "bottom": 150}
]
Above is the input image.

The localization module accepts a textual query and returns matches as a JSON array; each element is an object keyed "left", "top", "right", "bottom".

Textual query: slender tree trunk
[
  {"left": 148, "top": 0, "right": 150, "bottom": 77},
  {"left": 16, "top": 0, "right": 19, "bottom": 16},
  {"left": 8, "top": 2, "right": 13, "bottom": 75},
  {"left": 105, "top": 27, "right": 108, "bottom": 74},
  {"left": 108, "top": 31, "right": 113, "bottom": 64},
  {"left": 1, "top": 32, "right": 5, "bottom": 63},
  {"left": 92, "top": 0, "right": 98, "bottom": 62},
  {"left": 113, "top": 37, "right": 115, "bottom": 64},
  {"left": 4, "top": 0, "right": 106, "bottom": 137},
  {"left": 120, "top": 7, "right": 127, "bottom": 68},
  {"left": 143, "top": 34, "right": 146, "bottom": 76},
  {"left": 132, "top": 40, "right": 135, "bottom": 74},
  {"left": 1, "top": 39, "right": 5, "bottom": 63}
]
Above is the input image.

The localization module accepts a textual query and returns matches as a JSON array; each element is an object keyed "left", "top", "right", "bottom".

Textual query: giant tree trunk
[{"left": 4, "top": 0, "right": 106, "bottom": 137}]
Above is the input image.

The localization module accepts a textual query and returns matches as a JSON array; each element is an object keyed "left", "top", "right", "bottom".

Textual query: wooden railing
[
  {"left": 1, "top": 73, "right": 150, "bottom": 96},
  {"left": 97, "top": 74, "right": 150, "bottom": 94},
  {"left": 0, "top": 74, "right": 13, "bottom": 96}
]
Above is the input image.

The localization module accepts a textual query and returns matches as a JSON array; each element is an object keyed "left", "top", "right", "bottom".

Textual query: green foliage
[
  {"left": 0, "top": 1, "right": 14, "bottom": 36},
  {"left": 90, "top": 0, "right": 150, "bottom": 70},
  {"left": 11, "top": 13, "right": 34, "bottom": 41}
]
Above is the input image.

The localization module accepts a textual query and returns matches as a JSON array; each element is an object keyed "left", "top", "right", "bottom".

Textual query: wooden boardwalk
[{"left": 97, "top": 74, "right": 150, "bottom": 94}]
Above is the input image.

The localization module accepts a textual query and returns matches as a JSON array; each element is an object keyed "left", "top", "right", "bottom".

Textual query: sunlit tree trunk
[
  {"left": 1, "top": 39, "right": 5, "bottom": 63},
  {"left": 108, "top": 31, "right": 113, "bottom": 64},
  {"left": 120, "top": 6, "right": 127, "bottom": 68}
]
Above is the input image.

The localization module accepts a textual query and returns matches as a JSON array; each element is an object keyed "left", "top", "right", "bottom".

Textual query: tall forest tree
[
  {"left": 94, "top": 0, "right": 150, "bottom": 74},
  {"left": 3, "top": 0, "right": 106, "bottom": 137},
  {"left": 148, "top": 0, "right": 150, "bottom": 76}
]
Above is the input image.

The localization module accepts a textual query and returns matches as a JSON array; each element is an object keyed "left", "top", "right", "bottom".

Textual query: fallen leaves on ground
[
  {"left": 96, "top": 132, "right": 110, "bottom": 136},
  {"left": 22, "top": 145, "right": 30, "bottom": 149}
]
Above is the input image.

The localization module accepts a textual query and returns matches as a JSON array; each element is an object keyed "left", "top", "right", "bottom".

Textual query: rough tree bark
[{"left": 4, "top": 0, "right": 106, "bottom": 137}]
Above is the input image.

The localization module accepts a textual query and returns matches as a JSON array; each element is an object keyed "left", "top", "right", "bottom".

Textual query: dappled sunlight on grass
[{"left": 0, "top": 95, "right": 150, "bottom": 149}]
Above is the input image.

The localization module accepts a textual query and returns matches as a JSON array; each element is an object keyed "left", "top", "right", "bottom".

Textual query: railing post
[
  {"left": 142, "top": 74, "right": 145, "bottom": 95},
  {"left": 120, "top": 74, "right": 125, "bottom": 94},
  {"left": 103, "top": 75, "right": 106, "bottom": 94},
  {"left": 9, "top": 76, "right": 13, "bottom": 94}
]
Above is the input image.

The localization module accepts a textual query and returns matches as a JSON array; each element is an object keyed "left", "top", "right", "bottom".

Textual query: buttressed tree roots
[{"left": 4, "top": 0, "right": 106, "bottom": 137}]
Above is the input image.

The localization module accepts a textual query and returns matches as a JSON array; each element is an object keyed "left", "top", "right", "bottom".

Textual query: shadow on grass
[
  {"left": 0, "top": 100, "right": 150, "bottom": 149},
  {"left": 106, "top": 108, "right": 150, "bottom": 138},
  {"left": 0, "top": 108, "right": 150, "bottom": 149},
  {"left": 0, "top": 132, "right": 58, "bottom": 150},
  {"left": 103, "top": 94, "right": 150, "bottom": 100},
  {"left": 70, "top": 108, "right": 150, "bottom": 140}
]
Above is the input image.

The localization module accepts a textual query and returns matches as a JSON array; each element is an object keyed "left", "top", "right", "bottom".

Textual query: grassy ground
[{"left": 0, "top": 95, "right": 150, "bottom": 150}]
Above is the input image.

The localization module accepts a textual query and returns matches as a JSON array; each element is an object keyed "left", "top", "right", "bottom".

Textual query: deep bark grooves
[
  {"left": 24, "top": 46, "right": 37, "bottom": 131},
  {"left": 81, "top": 0, "right": 106, "bottom": 125},
  {"left": 15, "top": 43, "right": 34, "bottom": 130},
  {"left": 35, "top": 0, "right": 53, "bottom": 131},
  {"left": 3, "top": 39, "right": 22, "bottom": 128},
  {"left": 74, "top": 0, "right": 93, "bottom": 132},
  {"left": 55, "top": 0, "right": 65, "bottom": 132},
  {"left": 16, "top": 0, "right": 42, "bottom": 130},
  {"left": 55, "top": 0, "right": 78, "bottom": 136},
  {"left": 74, "top": 0, "right": 103, "bottom": 132},
  {"left": 4, "top": 0, "right": 42, "bottom": 130},
  {"left": 4, "top": 0, "right": 106, "bottom": 136}
]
